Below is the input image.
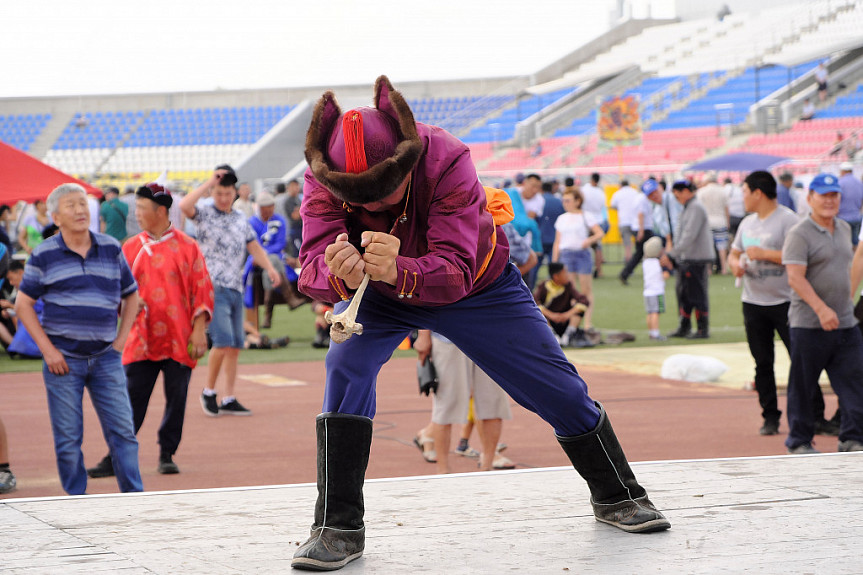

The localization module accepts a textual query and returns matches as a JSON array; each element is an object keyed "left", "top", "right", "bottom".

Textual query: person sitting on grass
[{"left": 534, "top": 262, "right": 592, "bottom": 347}]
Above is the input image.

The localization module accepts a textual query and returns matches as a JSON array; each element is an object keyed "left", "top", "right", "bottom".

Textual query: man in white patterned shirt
[{"left": 180, "top": 165, "right": 281, "bottom": 417}]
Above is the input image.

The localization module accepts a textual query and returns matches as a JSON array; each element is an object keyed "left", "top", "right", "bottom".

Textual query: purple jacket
[{"left": 298, "top": 124, "right": 510, "bottom": 306}]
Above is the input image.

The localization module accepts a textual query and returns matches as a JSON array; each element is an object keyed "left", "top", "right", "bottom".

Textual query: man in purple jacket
[{"left": 291, "top": 76, "right": 670, "bottom": 571}]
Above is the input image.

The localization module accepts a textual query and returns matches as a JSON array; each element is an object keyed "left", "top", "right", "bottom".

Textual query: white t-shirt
[
  {"left": 581, "top": 183, "right": 607, "bottom": 222},
  {"left": 632, "top": 194, "right": 654, "bottom": 232},
  {"left": 697, "top": 183, "right": 729, "bottom": 229},
  {"left": 642, "top": 257, "right": 665, "bottom": 297},
  {"left": 88, "top": 195, "right": 100, "bottom": 233},
  {"left": 610, "top": 186, "right": 640, "bottom": 227},
  {"left": 521, "top": 192, "right": 545, "bottom": 219},
  {"left": 726, "top": 184, "right": 745, "bottom": 218},
  {"left": 555, "top": 211, "right": 598, "bottom": 251}
]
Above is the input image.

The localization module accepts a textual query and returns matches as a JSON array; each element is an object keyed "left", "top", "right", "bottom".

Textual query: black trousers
[
  {"left": 675, "top": 261, "right": 710, "bottom": 317},
  {"left": 125, "top": 359, "right": 192, "bottom": 456},
  {"left": 744, "top": 301, "right": 827, "bottom": 423},
  {"left": 620, "top": 230, "right": 654, "bottom": 281}
]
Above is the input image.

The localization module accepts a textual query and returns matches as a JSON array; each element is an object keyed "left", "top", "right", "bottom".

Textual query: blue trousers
[
  {"left": 324, "top": 264, "right": 600, "bottom": 437},
  {"left": 43, "top": 347, "right": 143, "bottom": 495},
  {"left": 786, "top": 327, "right": 863, "bottom": 449}
]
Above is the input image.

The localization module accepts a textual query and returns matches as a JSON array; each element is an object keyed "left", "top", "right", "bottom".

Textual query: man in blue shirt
[
  {"left": 776, "top": 173, "right": 796, "bottom": 212},
  {"left": 247, "top": 191, "right": 308, "bottom": 328},
  {"left": 838, "top": 162, "right": 863, "bottom": 246},
  {"left": 16, "top": 183, "right": 142, "bottom": 496}
]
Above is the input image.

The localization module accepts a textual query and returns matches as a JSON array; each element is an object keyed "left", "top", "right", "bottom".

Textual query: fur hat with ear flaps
[{"left": 305, "top": 75, "right": 423, "bottom": 205}]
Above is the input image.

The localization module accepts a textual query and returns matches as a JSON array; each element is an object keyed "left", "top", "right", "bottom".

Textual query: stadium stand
[
  {"left": 0, "top": 113, "right": 50, "bottom": 152},
  {"left": 1, "top": 0, "right": 861, "bottom": 187}
]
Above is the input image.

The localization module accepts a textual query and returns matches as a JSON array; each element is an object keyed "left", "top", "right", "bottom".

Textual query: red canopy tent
[{"left": 0, "top": 141, "right": 101, "bottom": 205}]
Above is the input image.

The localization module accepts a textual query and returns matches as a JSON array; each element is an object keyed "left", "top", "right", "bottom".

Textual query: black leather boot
[
  {"left": 557, "top": 403, "right": 671, "bottom": 533},
  {"left": 292, "top": 413, "right": 373, "bottom": 571},
  {"left": 667, "top": 316, "right": 691, "bottom": 338},
  {"left": 261, "top": 292, "right": 274, "bottom": 329},
  {"left": 687, "top": 315, "right": 709, "bottom": 339}
]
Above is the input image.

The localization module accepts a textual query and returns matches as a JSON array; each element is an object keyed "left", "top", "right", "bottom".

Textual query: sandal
[
  {"left": 412, "top": 435, "right": 436, "bottom": 463},
  {"left": 492, "top": 455, "right": 515, "bottom": 469}
]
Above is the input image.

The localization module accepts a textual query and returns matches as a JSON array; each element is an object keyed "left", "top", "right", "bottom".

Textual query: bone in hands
[{"left": 324, "top": 273, "right": 371, "bottom": 343}]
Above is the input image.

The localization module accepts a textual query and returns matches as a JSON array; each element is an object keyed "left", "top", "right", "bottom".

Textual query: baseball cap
[
  {"left": 641, "top": 178, "right": 658, "bottom": 195},
  {"left": 809, "top": 173, "right": 842, "bottom": 194},
  {"left": 840, "top": 161, "right": 854, "bottom": 172},
  {"left": 643, "top": 236, "right": 663, "bottom": 259},
  {"left": 256, "top": 192, "right": 275, "bottom": 207}
]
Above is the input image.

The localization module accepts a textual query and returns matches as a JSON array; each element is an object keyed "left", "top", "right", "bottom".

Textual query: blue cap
[
  {"left": 809, "top": 173, "right": 841, "bottom": 195},
  {"left": 641, "top": 178, "right": 658, "bottom": 194}
]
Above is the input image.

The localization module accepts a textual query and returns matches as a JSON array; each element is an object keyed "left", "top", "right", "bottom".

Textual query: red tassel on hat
[{"left": 343, "top": 110, "right": 368, "bottom": 174}]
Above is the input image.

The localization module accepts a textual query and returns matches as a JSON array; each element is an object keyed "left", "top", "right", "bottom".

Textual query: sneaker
[
  {"left": 201, "top": 391, "right": 220, "bottom": 417},
  {"left": 570, "top": 331, "right": 596, "bottom": 348},
  {"left": 219, "top": 398, "right": 252, "bottom": 416},
  {"left": 454, "top": 444, "right": 480, "bottom": 458},
  {"left": 158, "top": 453, "right": 180, "bottom": 474},
  {"left": 0, "top": 468, "right": 16, "bottom": 494},
  {"left": 649, "top": 334, "right": 667, "bottom": 341},
  {"left": 87, "top": 454, "right": 115, "bottom": 478},
  {"left": 787, "top": 443, "right": 820, "bottom": 455},
  {"left": 759, "top": 420, "right": 780, "bottom": 436},
  {"left": 814, "top": 418, "right": 840, "bottom": 436},
  {"left": 837, "top": 440, "right": 863, "bottom": 452}
]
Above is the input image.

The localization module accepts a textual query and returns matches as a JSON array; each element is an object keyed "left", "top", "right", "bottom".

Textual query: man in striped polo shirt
[{"left": 16, "top": 183, "right": 143, "bottom": 496}]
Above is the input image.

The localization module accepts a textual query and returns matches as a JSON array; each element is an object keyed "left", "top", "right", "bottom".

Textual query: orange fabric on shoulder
[{"left": 483, "top": 186, "right": 515, "bottom": 225}]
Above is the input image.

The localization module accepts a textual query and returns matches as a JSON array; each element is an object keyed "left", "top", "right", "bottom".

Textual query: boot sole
[
  {"left": 86, "top": 470, "right": 115, "bottom": 479},
  {"left": 595, "top": 515, "right": 671, "bottom": 533},
  {"left": 291, "top": 551, "right": 363, "bottom": 571}
]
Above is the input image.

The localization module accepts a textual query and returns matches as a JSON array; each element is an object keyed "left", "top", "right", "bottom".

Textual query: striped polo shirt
[{"left": 19, "top": 231, "right": 137, "bottom": 355}]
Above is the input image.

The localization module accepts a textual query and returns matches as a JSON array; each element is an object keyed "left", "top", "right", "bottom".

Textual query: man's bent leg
[
  {"left": 439, "top": 265, "right": 668, "bottom": 532},
  {"left": 558, "top": 403, "right": 670, "bottom": 532}
]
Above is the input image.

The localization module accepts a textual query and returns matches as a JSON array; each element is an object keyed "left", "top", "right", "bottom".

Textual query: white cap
[
  {"left": 256, "top": 192, "right": 276, "bottom": 207},
  {"left": 840, "top": 161, "right": 854, "bottom": 172}
]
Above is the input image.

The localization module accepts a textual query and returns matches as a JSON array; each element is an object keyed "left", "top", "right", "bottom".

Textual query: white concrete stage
[{"left": 2, "top": 454, "right": 862, "bottom": 574}]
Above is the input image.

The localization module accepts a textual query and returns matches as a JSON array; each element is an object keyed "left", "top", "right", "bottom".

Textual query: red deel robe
[{"left": 122, "top": 228, "right": 214, "bottom": 368}]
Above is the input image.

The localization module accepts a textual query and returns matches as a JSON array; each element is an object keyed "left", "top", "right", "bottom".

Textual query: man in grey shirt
[
  {"left": 781, "top": 173, "right": 863, "bottom": 454},
  {"left": 661, "top": 180, "right": 714, "bottom": 338},
  {"left": 729, "top": 171, "right": 828, "bottom": 437}
]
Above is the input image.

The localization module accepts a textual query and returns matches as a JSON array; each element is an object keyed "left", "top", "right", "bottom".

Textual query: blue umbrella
[{"left": 685, "top": 152, "right": 792, "bottom": 172}]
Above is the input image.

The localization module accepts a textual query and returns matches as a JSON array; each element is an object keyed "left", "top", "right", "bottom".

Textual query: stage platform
[{"left": 2, "top": 453, "right": 861, "bottom": 574}]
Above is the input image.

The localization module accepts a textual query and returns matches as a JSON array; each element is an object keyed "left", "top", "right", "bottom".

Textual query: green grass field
[{"left": 0, "top": 260, "right": 746, "bottom": 374}]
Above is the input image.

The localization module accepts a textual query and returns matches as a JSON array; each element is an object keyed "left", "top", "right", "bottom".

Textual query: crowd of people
[
  {"left": 491, "top": 163, "right": 863, "bottom": 458},
  {"left": 0, "top": 168, "right": 316, "bottom": 495}
]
